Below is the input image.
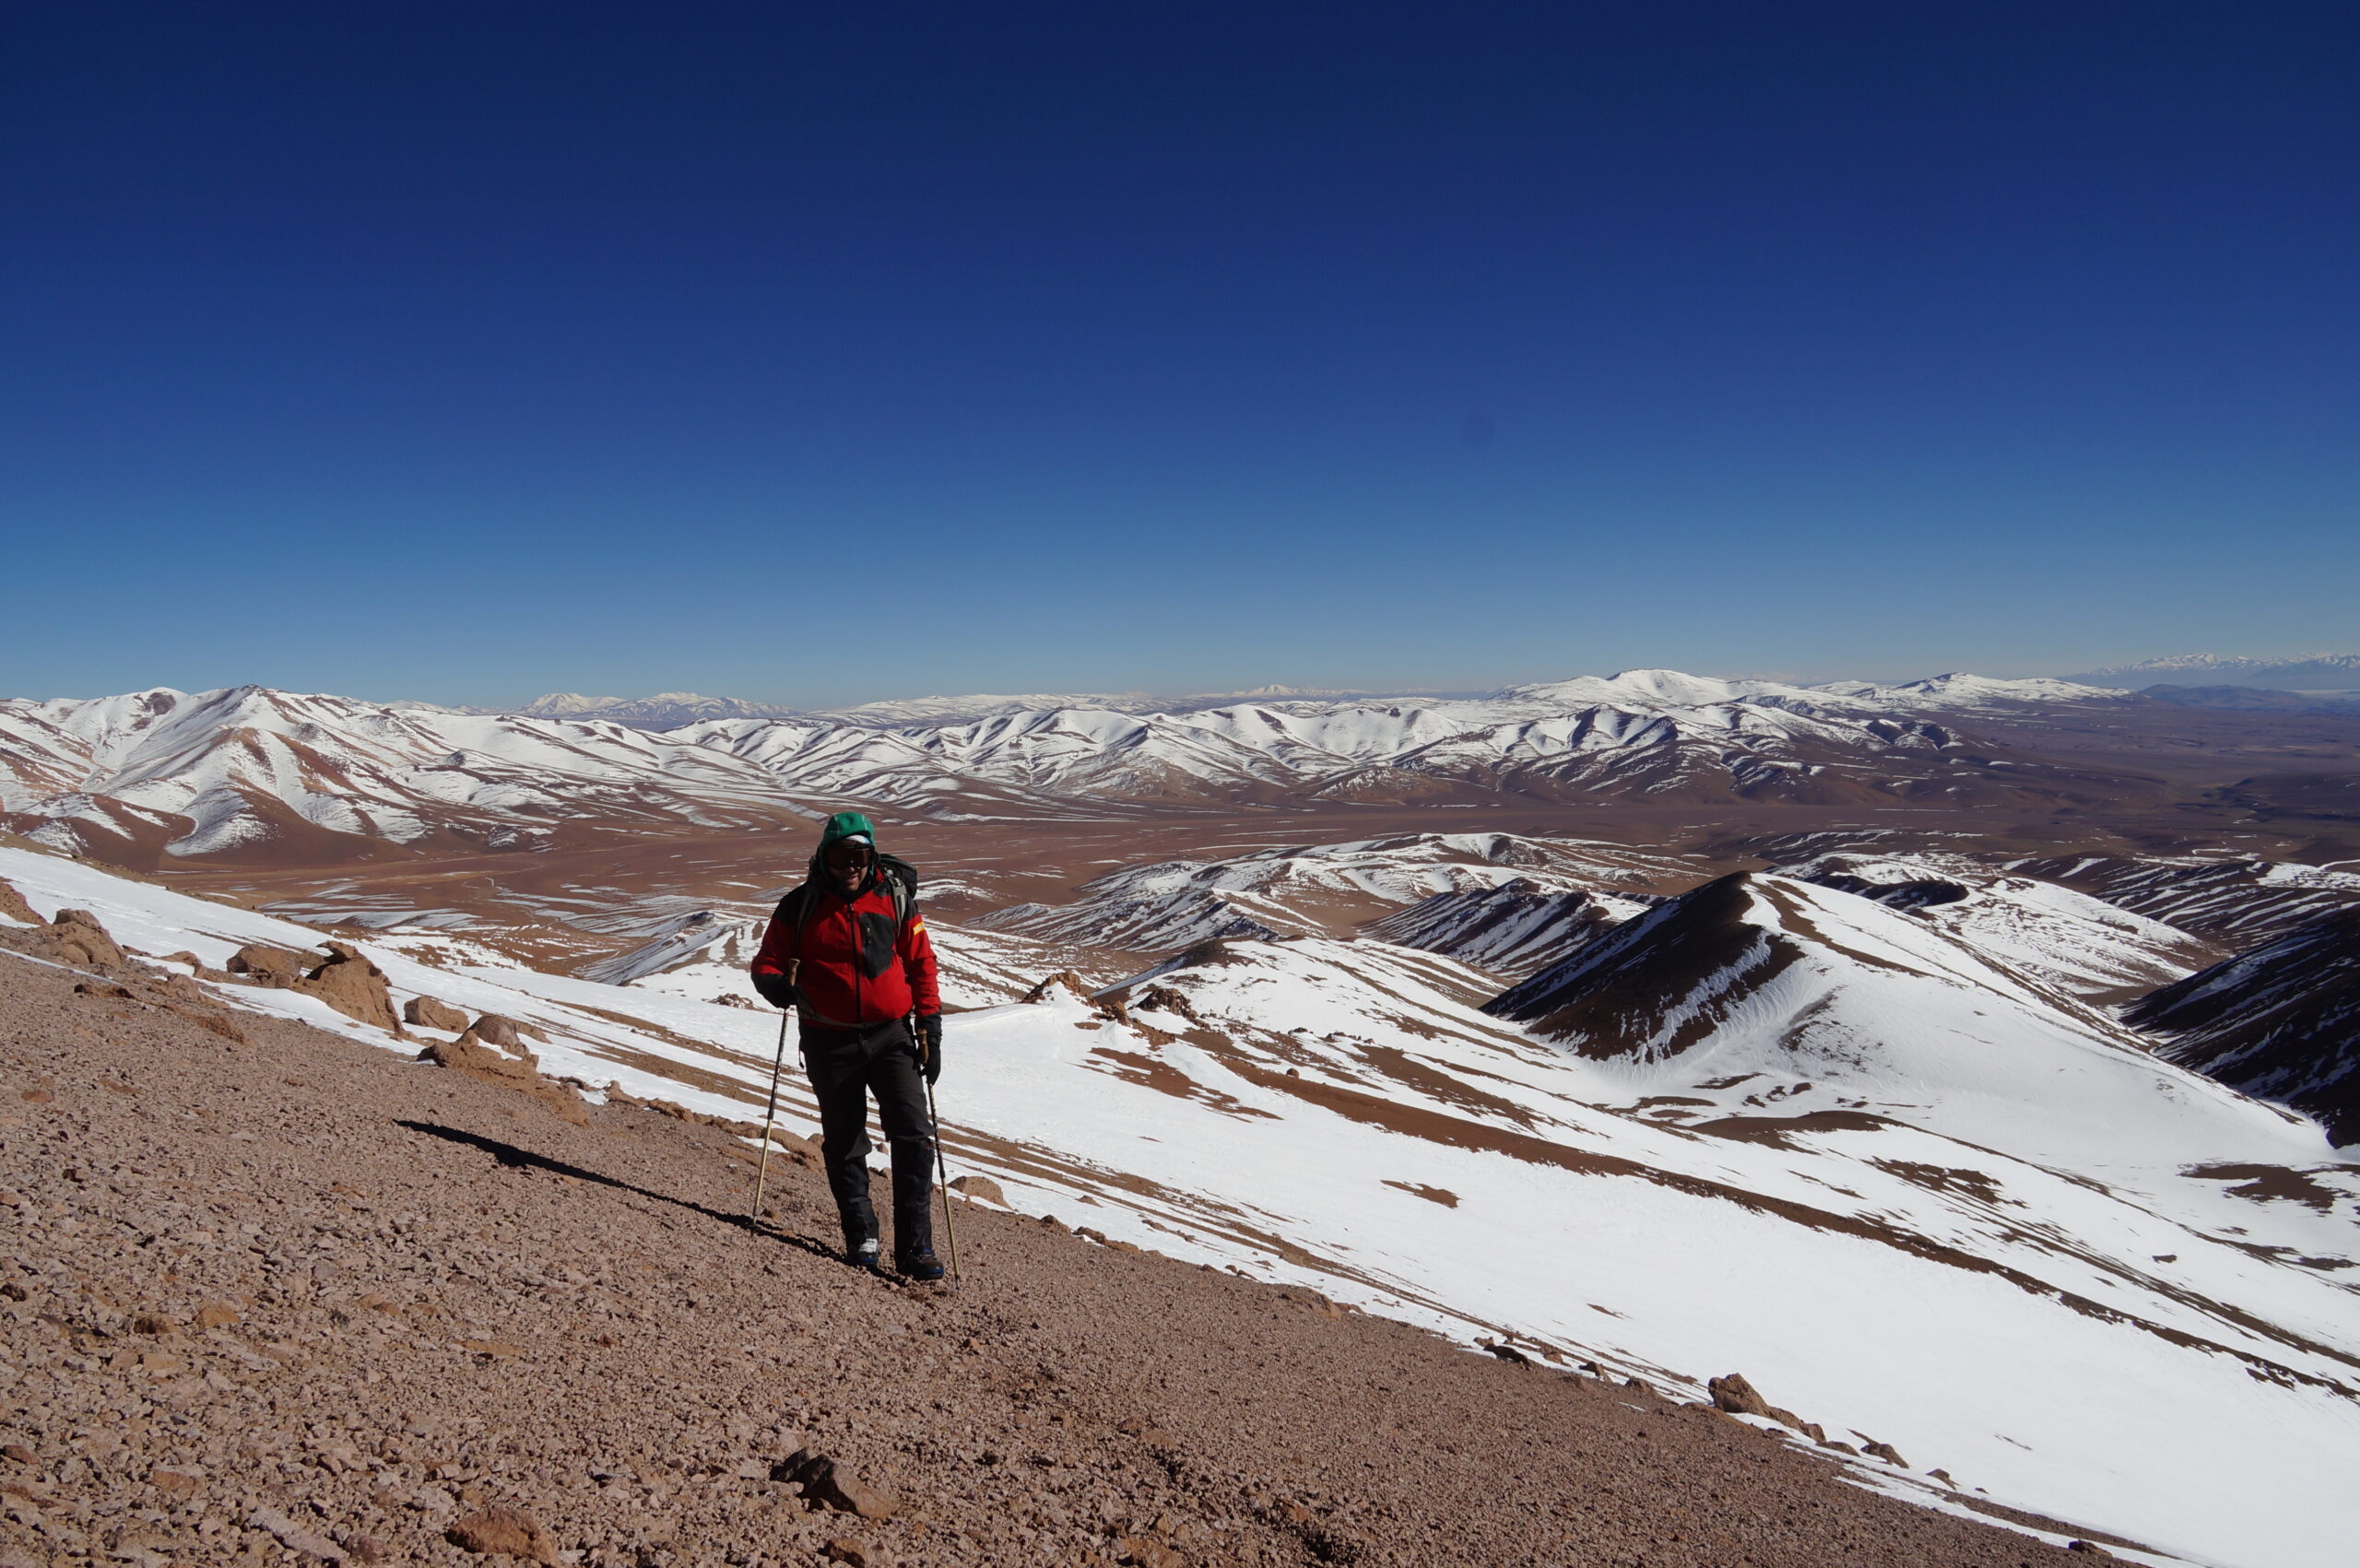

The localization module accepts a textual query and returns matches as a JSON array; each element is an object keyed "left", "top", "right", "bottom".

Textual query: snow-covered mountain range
[
  {"left": 1, "top": 670, "right": 2136, "bottom": 863},
  {"left": 2064, "top": 653, "right": 2360, "bottom": 690}
]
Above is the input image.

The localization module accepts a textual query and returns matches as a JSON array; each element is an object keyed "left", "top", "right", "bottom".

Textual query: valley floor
[{"left": 0, "top": 936, "right": 2115, "bottom": 1568}]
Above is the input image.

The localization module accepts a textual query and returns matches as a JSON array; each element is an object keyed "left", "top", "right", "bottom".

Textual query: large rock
[
  {"left": 949, "top": 1174, "right": 1007, "bottom": 1206},
  {"left": 48, "top": 909, "right": 127, "bottom": 968},
  {"left": 1707, "top": 1373, "right": 1772, "bottom": 1417},
  {"left": 1021, "top": 971, "right": 1092, "bottom": 1004},
  {"left": 404, "top": 996, "right": 468, "bottom": 1032},
  {"left": 295, "top": 943, "right": 404, "bottom": 1035},
  {"left": 1131, "top": 984, "right": 1199, "bottom": 1021},
  {"left": 468, "top": 1013, "right": 538, "bottom": 1051},
  {"left": 445, "top": 1506, "right": 558, "bottom": 1564},
  {"left": 419, "top": 1032, "right": 537, "bottom": 1082},
  {"left": 773, "top": 1450, "right": 898, "bottom": 1520},
  {"left": 1707, "top": 1372, "right": 1817, "bottom": 1435},
  {"left": 0, "top": 878, "right": 37, "bottom": 927},
  {"left": 228, "top": 942, "right": 304, "bottom": 984}
]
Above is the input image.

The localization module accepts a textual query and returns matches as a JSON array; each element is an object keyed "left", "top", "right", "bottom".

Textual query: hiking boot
[
  {"left": 846, "top": 1237, "right": 887, "bottom": 1275},
  {"left": 895, "top": 1246, "right": 946, "bottom": 1282}
]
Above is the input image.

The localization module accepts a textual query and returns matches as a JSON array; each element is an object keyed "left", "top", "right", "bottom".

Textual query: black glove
[
  {"left": 916, "top": 1013, "right": 943, "bottom": 1082},
  {"left": 752, "top": 971, "right": 800, "bottom": 1010}
]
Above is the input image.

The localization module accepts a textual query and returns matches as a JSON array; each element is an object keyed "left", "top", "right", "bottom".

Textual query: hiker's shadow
[{"left": 397, "top": 1120, "right": 840, "bottom": 1264}]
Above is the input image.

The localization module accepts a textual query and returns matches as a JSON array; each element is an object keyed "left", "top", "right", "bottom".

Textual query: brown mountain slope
[{"left": 0, "top": 939, "right": 2124, "bottom": 1567}]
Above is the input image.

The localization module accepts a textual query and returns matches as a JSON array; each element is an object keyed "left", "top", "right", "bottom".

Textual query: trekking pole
[
  {"left": 750, "top": 960, "right": 797, "bottom": 1224},
  {"left": 925, "top": 1073, "right": 962, "bottom": 1286}
]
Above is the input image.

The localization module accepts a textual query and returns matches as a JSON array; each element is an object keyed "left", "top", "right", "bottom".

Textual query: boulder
[
  {"left": 404, "top": 995, "right": 469, "bottom": 1032},
  {"left": 469, "top": 1013, "right": 528, "bottom": 1051},
  {"left": 0, "top": 878, "right": 38, "bottom": 927},
  {"left": 1707, "top": 1373, "right": 1771, "bottom": 1417},
  {"left": 296, "top": 943, "right": 405, "bottom": 1034},
  {"left": 445, "top": 1506, "right": 558, "bottom": 1564},
  {"left": 822, "top": 1542, "right": 891, "bottom": 1568},
  {"left": 1021, "top": 971, "right": 1092, "bottom": 1005},
  {"left": 228, "top": 942, "right": 304, "bottom": 983},
  {"left": 1132, "top": 984, "right": 1199, "bottom": 1021},
  {"left": 419, "top": 1032, "right": 537, "bottom": 1083},
  {"left": 949, "top": 1174, "right": 1007, "bottom": 1206},
  {"left": 1707, "top": 1372, "right": 1813, "bottom": 1433},
  {"left": 48, "top": 909, "right": 126, "bottom": 968},
  {"left": 773, "top": 1450, "right": 898, "bottom": 1520}
]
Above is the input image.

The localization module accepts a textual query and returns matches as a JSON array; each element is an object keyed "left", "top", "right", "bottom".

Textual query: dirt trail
[{"left": 0, "top": 930, "right": 2120, "bottom": 1567}]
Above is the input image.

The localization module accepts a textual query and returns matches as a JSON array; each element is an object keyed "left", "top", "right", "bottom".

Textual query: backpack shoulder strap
[{"left": 878, "top": 854, "right": 919, "bottom": 925}]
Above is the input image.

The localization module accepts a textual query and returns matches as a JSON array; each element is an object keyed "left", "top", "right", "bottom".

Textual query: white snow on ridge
[
  {"left": 2, "top": 845, "right": 2354, "bottom": 1567},
  {"left": 973, "top": 831, "right": 1693, "bottom": 952},
  {"left": 1, "top": 669, "right": 2142, "bottom": 857}
]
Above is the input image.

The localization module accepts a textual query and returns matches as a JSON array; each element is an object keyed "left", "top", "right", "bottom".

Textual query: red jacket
[{"left": 751, "top": 878, "right": 940, "bottom": 1028}]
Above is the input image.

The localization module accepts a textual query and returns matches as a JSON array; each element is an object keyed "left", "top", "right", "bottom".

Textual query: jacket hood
[{"left": 808, "top": 811, "right": 880, "bottom": 896}]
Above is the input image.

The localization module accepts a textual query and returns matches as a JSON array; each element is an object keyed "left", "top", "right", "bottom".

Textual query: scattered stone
[
  {"left": 48, "top": 908, "right": 126, "bottom": 968},
  {"left": 296, "top": 943, "right": 406, "bottom": 1035},
  {"left": 2066, "top": 1544, "right": 2115, "bottom": 1558},
  {"left": 251, "top": 1504, "right": 348, "bottom": 1562},
  {"left": 446, "top": 1505, "right": 560, "bottom": 1564},
  {"left": 1021, "top": 971, "right": 1092, "bottom": 1004},
  {"left": 1116, "top": 1536, "right": 1186, "bottom": 1568},
  {"left": 404, "top": 996, "right": 469, "bottom": 1032},
  {"left": 1485, "top": 1342, "right": 1531, "bottom": 1366},
  {"left": 774, "top": 1451, "right": 898, "bottom": 1520},
  {"left": 950, "top": 1174, "right": 1007, "bottom": 1205},
  {"left": 158, "top": 949, "right": 203, "bottom": 968},
  {"left": 822, "top": 1540, "right": 890, "bottom": 1568},
  {"left": 195, "top": 1300, "right": 242, "bottom": 1329},
  {"left": 228, "top": 942, "right": 304, "bottom": 982},
  {"left": 149, "top": 1465, "right": 201, "bottom": 1494},
  {"left": 129, "top": 1311, "right": 180, "bottom": 1337},
  {"left": 177, "top": 1008, "right": 249, "bottom": 1044},
  {"left": 827, "top": 1541, "right": 893, "bottom": 1568},
  {"left": 1861, "top": 1440, "right": 1909, "bottom": 1468}
]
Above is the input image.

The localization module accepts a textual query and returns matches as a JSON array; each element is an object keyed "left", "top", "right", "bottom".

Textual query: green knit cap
[{"left": 818, "top": 811, "right": 878, "bottom": 850}]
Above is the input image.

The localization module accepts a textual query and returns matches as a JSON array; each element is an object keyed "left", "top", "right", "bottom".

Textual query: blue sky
[{"left": 6, "top": 2, "right": 2356, "bottom": 706}]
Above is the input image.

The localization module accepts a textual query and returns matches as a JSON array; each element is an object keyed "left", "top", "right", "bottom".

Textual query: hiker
[{"left": 749, "top": 812, "right": 947, "bottom": 1280}]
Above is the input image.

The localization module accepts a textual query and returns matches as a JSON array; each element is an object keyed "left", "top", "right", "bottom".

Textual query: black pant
[{"left": 801, "top": 1020, "right": 933, "bottom": 1256}]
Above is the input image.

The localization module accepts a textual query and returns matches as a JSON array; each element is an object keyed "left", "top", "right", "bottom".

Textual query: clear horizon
[{"left": 6, "top": 4, "right": 2356, "bottom": 706}]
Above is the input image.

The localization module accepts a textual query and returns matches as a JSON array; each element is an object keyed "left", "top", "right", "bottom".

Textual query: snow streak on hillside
[
  {"left": 973, "top": 832, "right": 1685, "bottom": 953},
  {"left": 3, "top": 846, "right": 2354, "bottom": 1568},
  {"left": 3, "top": 671, "right": 2137, "bottom": 862}
]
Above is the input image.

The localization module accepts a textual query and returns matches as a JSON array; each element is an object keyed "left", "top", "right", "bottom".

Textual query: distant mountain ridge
[
  {"left": 2063, "top": 653, "right": 2360, "bottom": 690},
  {"left": 0, "top": 669, "right": 2142, "bottom": 864}
]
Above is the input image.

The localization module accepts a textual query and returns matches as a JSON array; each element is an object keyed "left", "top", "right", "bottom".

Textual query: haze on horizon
[{"left": 6, "top": 2, "right": 2356, "bottom": 709}]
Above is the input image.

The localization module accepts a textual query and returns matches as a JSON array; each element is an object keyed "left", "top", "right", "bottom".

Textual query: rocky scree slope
[
  {"left": 5, "top": 846, "right": 2353, "bottom": 1566},
  {"left": 0, "top": 927, "right": 2108, "bottom": 1568}
]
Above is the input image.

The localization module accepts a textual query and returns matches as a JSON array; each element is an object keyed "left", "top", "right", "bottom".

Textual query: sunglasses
[{"left": 825, "top": 844, "right": 874, "bottom": 866}]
